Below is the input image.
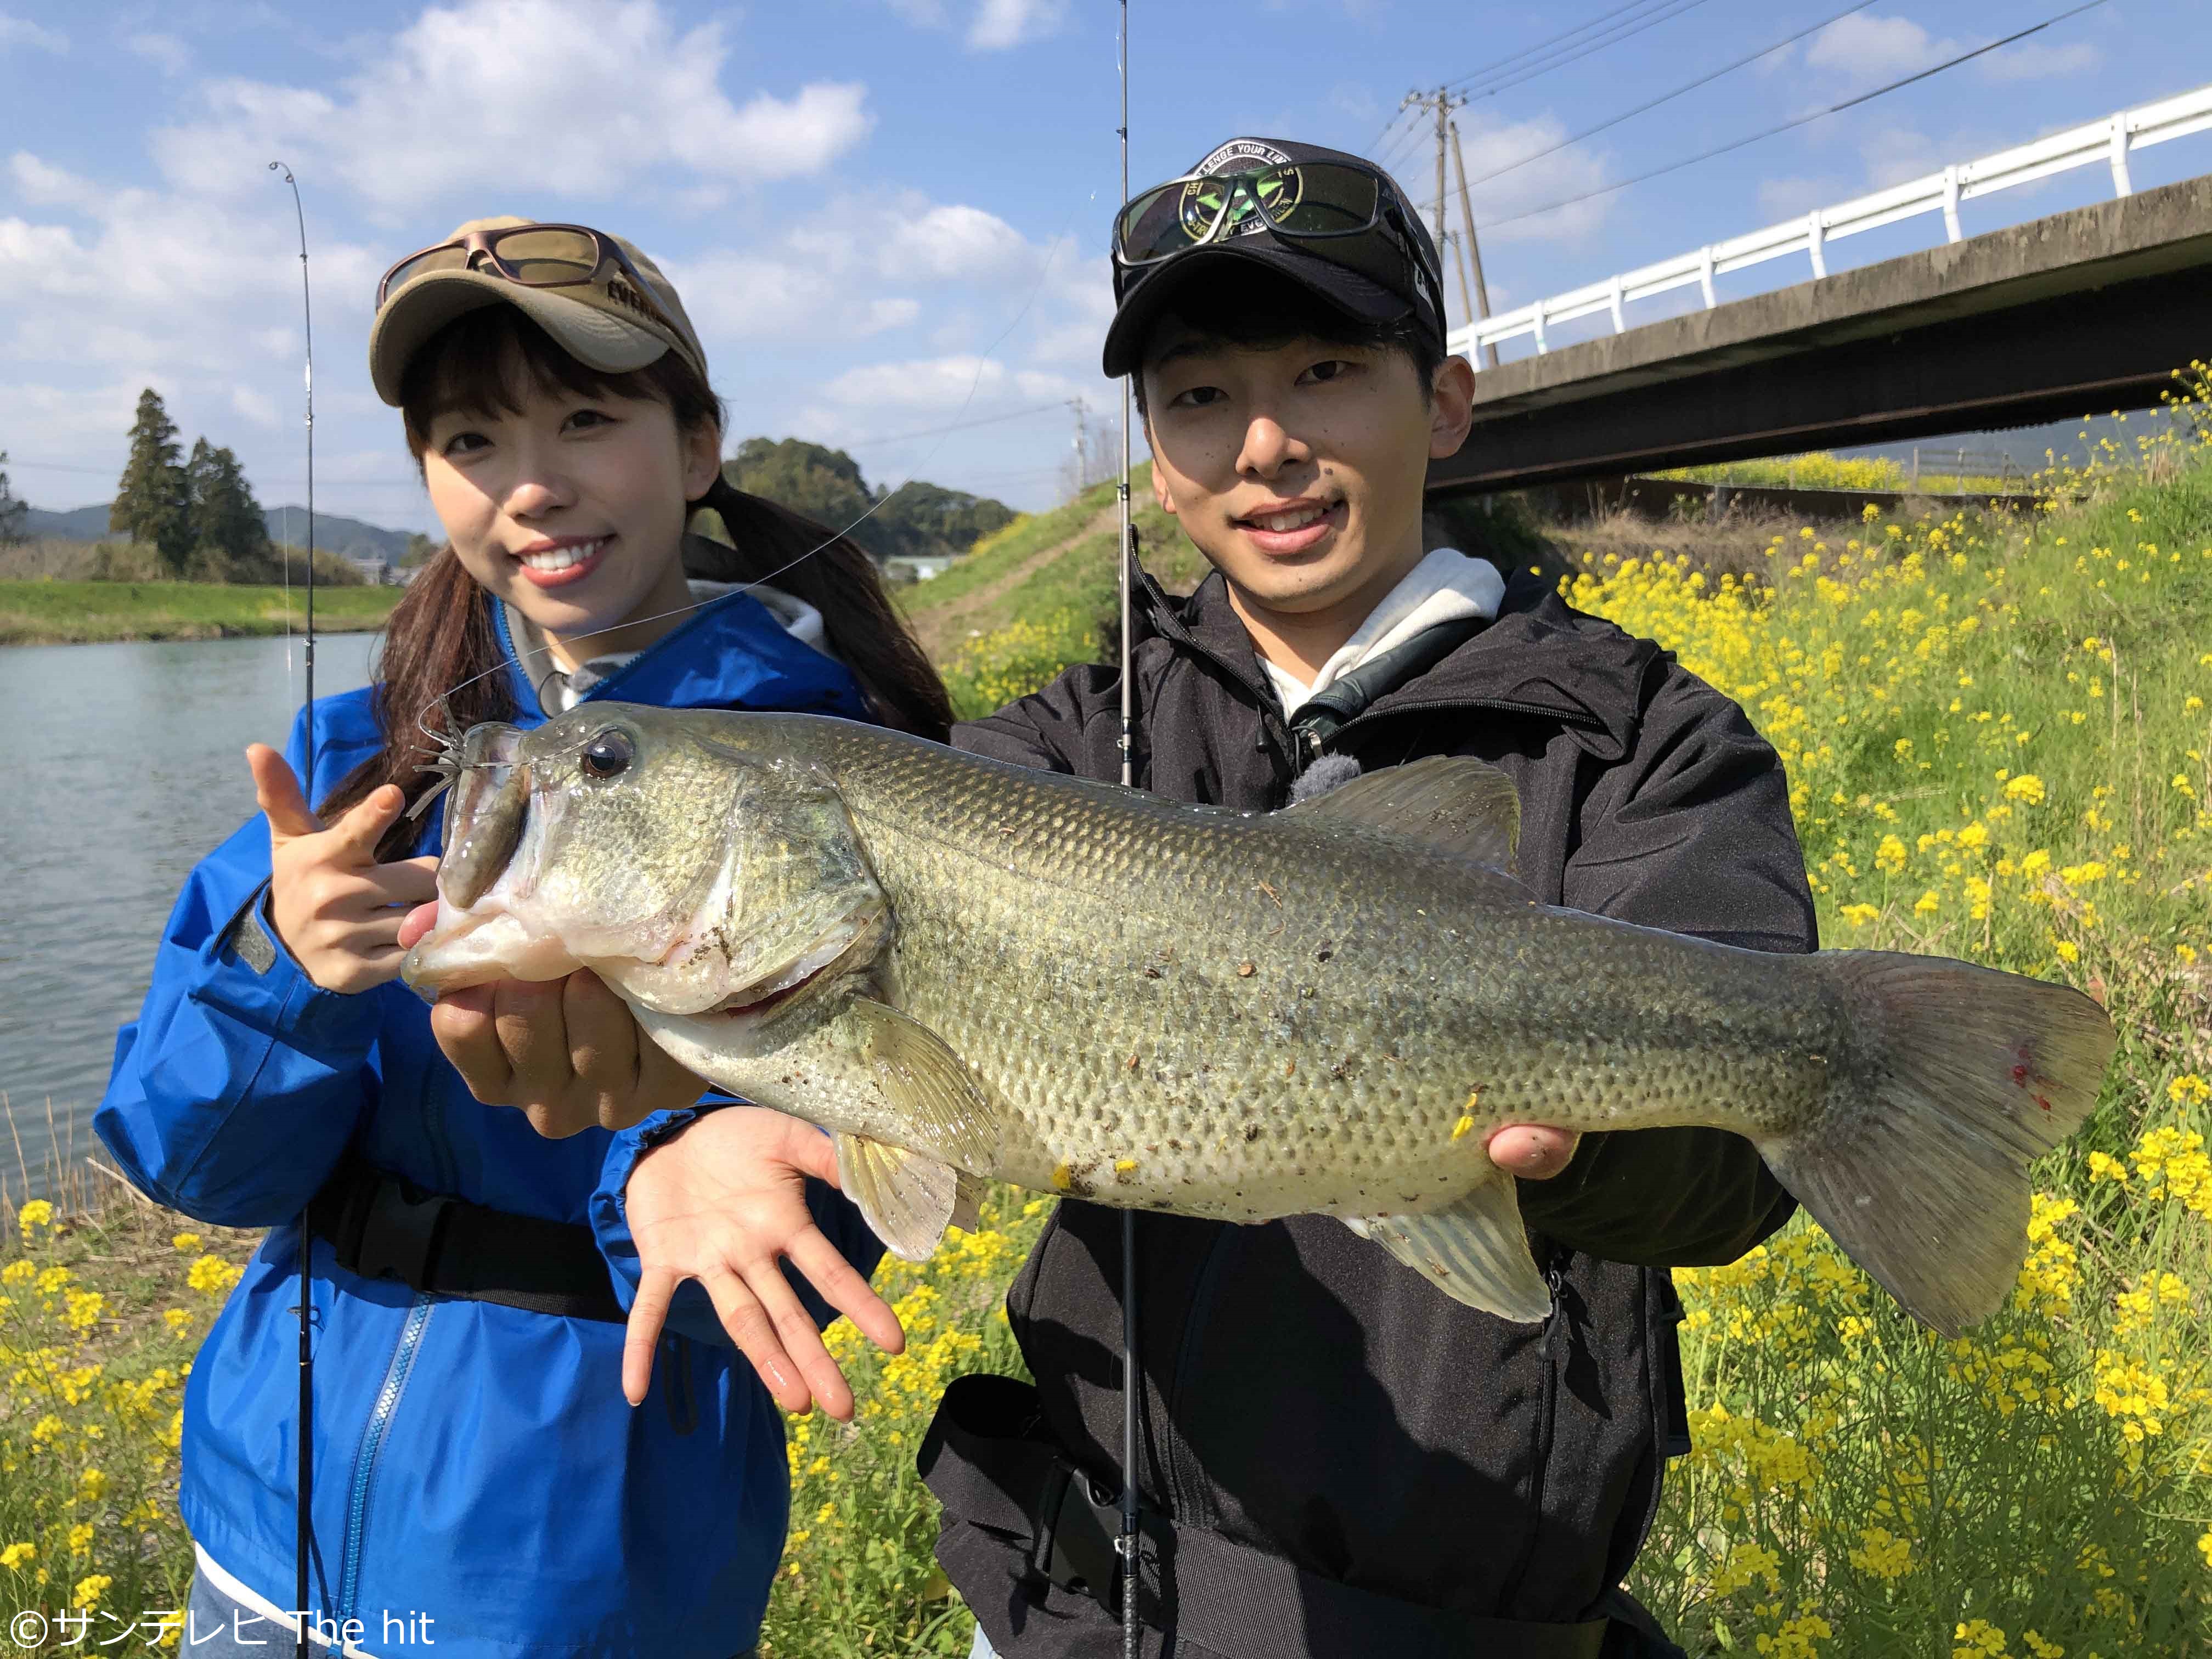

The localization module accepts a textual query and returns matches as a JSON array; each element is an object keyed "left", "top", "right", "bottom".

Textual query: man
[{"left": 919, "top": 137, "right": 1815, "bottom": 1659}]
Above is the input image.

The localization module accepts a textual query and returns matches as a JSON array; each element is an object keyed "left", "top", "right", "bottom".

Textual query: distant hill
[{"left": 22, "top": 501, "right": 414, "bottom": 563}]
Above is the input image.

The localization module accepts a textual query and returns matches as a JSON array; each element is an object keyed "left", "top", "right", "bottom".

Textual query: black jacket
[{"left": 928, "top": 562, "right": 1816, "bottom": 1657}]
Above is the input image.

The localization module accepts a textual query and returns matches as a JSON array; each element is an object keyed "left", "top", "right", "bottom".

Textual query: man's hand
[
  {"left": 1488, "top": 1125, "right": 1579, "bottom": 1180},
  {"left": 620, "top": 1108, "right": 904, "bottom": 1420},
  {"left": 250, "top": 745, "right": 438, "bottom": 994}
]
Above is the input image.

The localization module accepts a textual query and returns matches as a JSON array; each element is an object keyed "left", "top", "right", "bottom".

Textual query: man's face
[{"left": 1141, "top": 322, "right": 1474, "bottom": 631}]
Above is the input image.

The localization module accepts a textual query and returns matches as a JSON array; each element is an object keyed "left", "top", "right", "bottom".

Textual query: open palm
[{"left": 622, "top": 1106, "right": 905, "bottom": 1421}]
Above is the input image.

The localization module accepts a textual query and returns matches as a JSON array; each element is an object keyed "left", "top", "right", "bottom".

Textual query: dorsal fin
[{"left": 1280, "top": 755, "right": 1522, "bottom": 873}]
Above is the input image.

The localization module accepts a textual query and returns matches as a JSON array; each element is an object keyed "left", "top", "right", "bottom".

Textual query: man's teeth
[
  {"left": 1251, "top": 506, "right": 1326, "bottom": 533},
  {"left": 520, "top": 537, "right": 607, "bottom": 572}
]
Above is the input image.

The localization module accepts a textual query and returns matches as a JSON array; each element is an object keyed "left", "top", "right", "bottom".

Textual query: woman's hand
[
  {"left": 250, "top": 745, "right": 439, "bottom": 994},
  {"left": 425, "top": 970, "right": 713, "bottom": 1137},
  {"left": 619, "top": 1107, "right": 904, "bottom": 1420}
]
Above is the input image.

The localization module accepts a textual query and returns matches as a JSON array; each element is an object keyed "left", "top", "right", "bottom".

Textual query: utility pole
[
  {"left": 1066, "top": 396, "right": 1091, "bottom": 496},
  {"left": 1400, "top": 87, "right": 1498, "bottom": 365},
  {"left": 1448, "top": 120, "right": 1499, "bottom": 369}
]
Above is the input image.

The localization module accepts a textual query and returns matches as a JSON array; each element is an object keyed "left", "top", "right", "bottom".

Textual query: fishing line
[{"left": 415, "top": 223, "right": 1079, "bottom": 725}]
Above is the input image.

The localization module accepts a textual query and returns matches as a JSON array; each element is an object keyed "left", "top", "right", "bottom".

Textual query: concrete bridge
[{"left": 1430, "top": 89, "right": 2212, "bottom": 496}]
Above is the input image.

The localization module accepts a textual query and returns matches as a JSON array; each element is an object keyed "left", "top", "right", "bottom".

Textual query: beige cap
[{"left": 368, "top": 216, "right": 710, "bottom": 406}]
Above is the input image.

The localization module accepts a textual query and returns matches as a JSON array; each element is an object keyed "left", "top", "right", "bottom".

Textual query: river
[{"left": 1, "top": 633, "right": 381, "bottom": 1201}]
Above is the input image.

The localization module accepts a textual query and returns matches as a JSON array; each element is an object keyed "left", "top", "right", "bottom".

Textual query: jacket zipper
[
  {"left": 1504, "top": 1251, "right": 1568, "bottom": 1596},
  {"left": 338, "top": 1295, "right": 434, "bottom": 1621}
]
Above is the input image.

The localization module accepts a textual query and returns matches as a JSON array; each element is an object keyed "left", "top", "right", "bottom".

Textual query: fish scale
[{"left": 404, "top": 705, "right": 2118, "bottom": 1335}]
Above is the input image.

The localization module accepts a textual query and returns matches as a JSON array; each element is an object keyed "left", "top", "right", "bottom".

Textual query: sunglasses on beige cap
[{"left": 376, "top": 223, "right": 682, "bottom": 338}]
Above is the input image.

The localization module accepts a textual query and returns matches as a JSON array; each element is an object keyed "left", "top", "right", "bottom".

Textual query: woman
[{"left": 95, "top": 217, "right": 940, "bottom": 1658}]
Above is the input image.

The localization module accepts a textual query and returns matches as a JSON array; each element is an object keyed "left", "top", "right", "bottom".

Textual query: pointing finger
[{"left": 247, "top": 744, "right": 322, "bottom": 842}]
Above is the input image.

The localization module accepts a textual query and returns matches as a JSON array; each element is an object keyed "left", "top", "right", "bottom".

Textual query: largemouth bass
[{"left": 401, "top": 704, "right": 2115, "bottom": 1336}]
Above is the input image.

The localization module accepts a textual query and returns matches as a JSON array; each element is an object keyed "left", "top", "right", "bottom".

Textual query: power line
[
  {"left": 1368, "top": 0, "right": 1661, "bottom": 154},
  {"left": 1373, "top": 0, "right": 1715, "bottom": 177},
  {"left": 1450, "top": 0, "right": 1714, "bottom": 100},
  {"left": 1408, "top": 0, "right": 1880, "bottom": 218},
  {"left": 1475, "top": 0, "right": 2111, "bottom": 233}
]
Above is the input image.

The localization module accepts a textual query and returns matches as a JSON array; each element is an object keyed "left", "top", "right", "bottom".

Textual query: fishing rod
[
  {"left": 267, "top": 157, "right": 318, "bottom": 1659},
  {"left": 1114, "top": 3, "right": 1142, "bottom": 1655}
]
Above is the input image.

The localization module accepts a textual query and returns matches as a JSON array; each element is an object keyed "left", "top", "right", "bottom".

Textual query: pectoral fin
[
  {"left": 1346, "top": 1180, "right": 1551, "bottom": 1321},
  {"left": 848, "top": 997, "right": 998, "bottom": 1170},
  {"left": 951, "top": 1171, "right": 986, "bottom": 1235},
  {"left": 836, "top": 1134, "right": 961, "bottom": 1262}
]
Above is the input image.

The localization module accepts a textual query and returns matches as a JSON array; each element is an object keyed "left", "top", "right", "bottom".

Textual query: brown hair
[{"left": 323, "top": 306, "right": 952, "bottom": 856}]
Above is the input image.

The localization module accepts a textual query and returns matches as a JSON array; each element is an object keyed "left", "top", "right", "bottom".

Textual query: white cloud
[
  {"left": 1859, "top": 127, "right": 1941, "bottom": 189},
  {"left": 1978, "top": 40, "right": 2101, "bottom": 82},
  {"left": 673, "top": 192, "right": 1056, "bottom": 353},
  {"left": 887, "top": 0, "right": 1064, "bottom": 51},
  {"left": 0, "top": 13, "right": 66, "bottom": 53},
  {"left": 1756, "top": 176, "right": 1828, "bottom": 221},
  {"left": 230, "top": 386, "right": 279, "bottom": 426},
  {"left": 1448, "top": 110, "right": 1617, "bottom": 245},
  {"left": 153, "top": 0, "right": 872, "bottom": 213},
  {"left": 968, "top": 0, "right": 1065, "bottom": 49},
  {"left": 8, "top": 151, "right": 95, "bottom": 210},
  {"left": 821, "top": 354, "right": 1081, "bottom": 411},
  {"left": 125, "top": 31, "right": 190, "bottom": 74},
  {"left": 1804, "top": 14, "right": 1952, "bottom": 88}
]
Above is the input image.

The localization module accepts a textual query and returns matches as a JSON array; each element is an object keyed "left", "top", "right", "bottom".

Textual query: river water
[{"left": 0, "top": 633, "right": 381, "bottom": 1199}]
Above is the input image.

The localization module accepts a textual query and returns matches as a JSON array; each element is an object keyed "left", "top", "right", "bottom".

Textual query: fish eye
[{"left": 579, "top": 729, "right": 634, "bottom": 780}]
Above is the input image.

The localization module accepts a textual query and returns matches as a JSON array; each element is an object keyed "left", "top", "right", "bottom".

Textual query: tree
[
  {"left": 723, "top": 436, "right": 1016, "bottom": 563},
  {"left": 185, "top": 439, "right": 270, "bottom": 575},
  {"left": 725, "top": 437, "right": 882, "bottom": 554},
  {"left": 873, "top": 480, "right": 1016, "bottom": 561},
  {"left": 0, "top": 451, "right": 25, "bottom": 546},
  {"left": 401, "top": 533, "right": 439, "bottom": 568},
  {"left": 112, "top": 389, "right": 192, "bottom": 575}
]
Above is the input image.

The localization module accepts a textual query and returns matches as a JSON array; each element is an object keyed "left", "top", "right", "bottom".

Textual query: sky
[{"left": 4, "top": 0, "right": 2210, "bottom": 532}]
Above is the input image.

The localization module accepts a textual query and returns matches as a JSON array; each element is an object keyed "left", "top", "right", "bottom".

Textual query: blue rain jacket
[{"left": 96, "top": 589, "right": 885, "bottom": 1659}]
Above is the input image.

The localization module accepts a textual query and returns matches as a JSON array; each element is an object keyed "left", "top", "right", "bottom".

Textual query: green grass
[{"left": 0, "top": 580, "right": 401, "bottom": 646}]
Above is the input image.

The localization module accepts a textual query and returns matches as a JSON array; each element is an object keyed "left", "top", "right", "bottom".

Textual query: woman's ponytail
[{"left": 687, "top": 476, "right": 953, "bottom": 743}]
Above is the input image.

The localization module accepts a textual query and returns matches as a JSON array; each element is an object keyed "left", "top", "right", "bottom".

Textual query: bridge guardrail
[{"left": 1447, "top": 82, "right": 2212, "bottom": 365}]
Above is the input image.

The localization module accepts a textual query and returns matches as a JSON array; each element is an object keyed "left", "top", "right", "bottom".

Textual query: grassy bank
[
  {"left": 0, "top": 579, "right": 401, "bottom": 646},
  {"left": 7, "top": 422, "right": 2211, "bottom": 1654}
]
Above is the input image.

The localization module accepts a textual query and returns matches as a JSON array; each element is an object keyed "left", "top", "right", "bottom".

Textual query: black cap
[{"left": 1102, "top": 137, "right": 1446, "bottom": 380}]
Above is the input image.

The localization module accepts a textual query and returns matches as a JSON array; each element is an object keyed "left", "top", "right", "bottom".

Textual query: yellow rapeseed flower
[
  {"left": 16, "top": 1198, "right": 55, "bottom": 1242},
  {"left": 71, "top": 1573, "right": 111, "bottom": 1611},
  {"left": 0, "top": 1543, "right": 35, "bottom": 1571},
  {"left": 171, "top": 1232, "right": 203, "bottom": 1251}
]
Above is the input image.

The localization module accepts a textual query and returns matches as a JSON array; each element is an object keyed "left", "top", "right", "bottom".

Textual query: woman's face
[{"left": 420, "top": 375, "right": 720, "bottom": 664}]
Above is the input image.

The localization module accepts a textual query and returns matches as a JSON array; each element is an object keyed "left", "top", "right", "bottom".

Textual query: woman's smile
[{"left": 512, "top": 532, "right": 615, "bottom": 588}]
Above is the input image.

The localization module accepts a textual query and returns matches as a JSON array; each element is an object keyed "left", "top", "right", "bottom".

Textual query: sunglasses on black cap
[{"left": 1112, "top": 159, "right": 1438, "bottom": 328}]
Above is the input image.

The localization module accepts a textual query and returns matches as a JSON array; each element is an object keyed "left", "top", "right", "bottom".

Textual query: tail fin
[{"left": 1758, "top": 951, "right": 2115, "bottom": 1338}]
